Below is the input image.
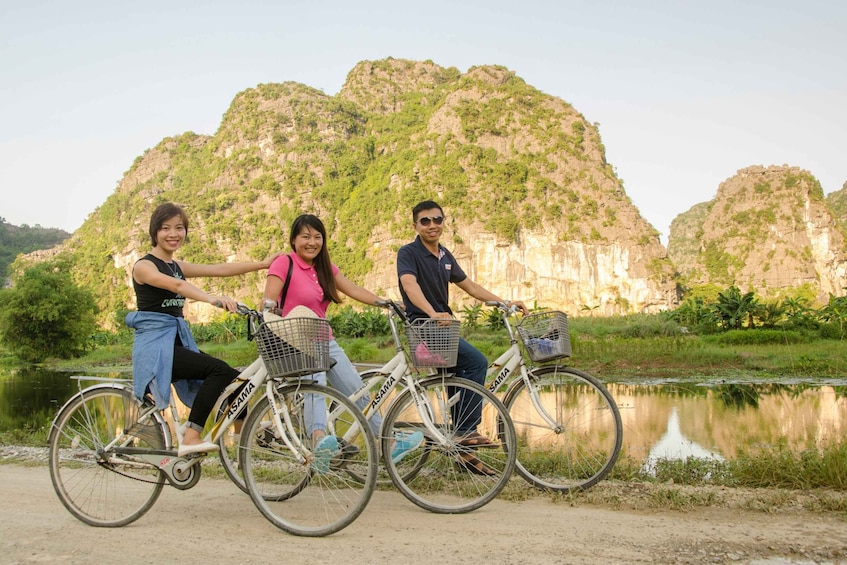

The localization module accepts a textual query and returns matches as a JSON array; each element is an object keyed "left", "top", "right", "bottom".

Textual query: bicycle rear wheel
[
  {"left": 240, "top": 382, "right": 377, "bottom": 537},
  {"left": 382, "top": 374, "right": 516, "bottom": 514},
  {"left": 504, "top": 365, "right": 622, "bottom": 492},
  {"left": 48, "top": 384, "right": 168, "bottom": 527}
]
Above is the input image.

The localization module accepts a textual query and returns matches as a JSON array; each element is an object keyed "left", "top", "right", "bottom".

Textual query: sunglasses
[{"left": 417, "top": 216, "right": 444, "bottom": 226}]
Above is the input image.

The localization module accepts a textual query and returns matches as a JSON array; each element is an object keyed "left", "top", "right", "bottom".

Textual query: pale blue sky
[{"left": 1, "top": 0, "right": 844, "bottom": 244}]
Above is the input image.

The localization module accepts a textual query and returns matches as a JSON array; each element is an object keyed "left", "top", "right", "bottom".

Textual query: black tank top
[{"left": 133, "top": 254, "right": 185, "bottom": 317}]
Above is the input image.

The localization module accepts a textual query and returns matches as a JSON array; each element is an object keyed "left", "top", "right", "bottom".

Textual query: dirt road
[{"left": 2, "top": 463, "right": 845, "bottom": 564}]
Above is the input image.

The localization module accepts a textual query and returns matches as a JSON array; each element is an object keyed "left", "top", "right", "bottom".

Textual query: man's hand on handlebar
[{"left": 507, "top": 300, "right": 529, "bottom": 316}]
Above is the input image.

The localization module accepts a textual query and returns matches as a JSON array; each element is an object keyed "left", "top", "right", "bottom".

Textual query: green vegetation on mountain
[{"left": 825, "top": 181, "right": 847, "bottom": 233}]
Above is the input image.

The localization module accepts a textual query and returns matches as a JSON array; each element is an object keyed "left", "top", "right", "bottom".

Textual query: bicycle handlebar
[
  {"left": 374, "top": 299, "right": 408, "bottom": 322},
  {"left": 484, "top": 300, "right": 521, "bottom": 315}
]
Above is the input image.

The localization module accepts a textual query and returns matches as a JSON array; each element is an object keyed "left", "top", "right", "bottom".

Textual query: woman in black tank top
[{"left": 131, "top": 203, "right": 279, "bottom": 457}]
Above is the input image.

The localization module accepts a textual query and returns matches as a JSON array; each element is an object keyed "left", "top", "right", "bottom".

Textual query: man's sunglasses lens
[{"left": 419, "top": 216, "right": 444, "bottom": 226}]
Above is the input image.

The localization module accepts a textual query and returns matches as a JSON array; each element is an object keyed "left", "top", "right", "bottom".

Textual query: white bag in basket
[{"left": 263, "top": 305, "right": 320, "bottom": 352}]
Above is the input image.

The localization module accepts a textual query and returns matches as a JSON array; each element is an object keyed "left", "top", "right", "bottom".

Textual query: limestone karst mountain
[
  {"left": 667, "top": 165, "right": 847, "bottom": 302},
  {"left": 24, "top": 58, "right": 677, "bottom": 324}
]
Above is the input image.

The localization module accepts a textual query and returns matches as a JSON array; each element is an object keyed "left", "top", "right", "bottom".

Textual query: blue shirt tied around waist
[{"left": 125, "top": 311, "right": 202, "bottom": 409}]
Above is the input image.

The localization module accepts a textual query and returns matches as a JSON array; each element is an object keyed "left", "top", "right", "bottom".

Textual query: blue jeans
[
  {"left": 304, "top": 340, "right": 382, "bottom": 437},
  {"left": 450, "top": 338, "right": 489, "bottom": 434}
]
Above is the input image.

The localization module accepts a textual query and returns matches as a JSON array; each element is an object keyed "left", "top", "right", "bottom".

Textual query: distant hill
[
  {"left": 0, "top": 219, "right": 69, "bottom": 282},
  {"left": 667, "top": 166, "right": 847, "bottom": 302}
]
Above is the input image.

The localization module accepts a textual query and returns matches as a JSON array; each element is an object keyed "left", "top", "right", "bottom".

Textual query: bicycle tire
[
  {"left": 217, "top": 400, "right": 248, "bottom": 493},
  {"left": 504, "top": 365, "right": 622, "bottom": 492},
  {"left": 382, "top": 374, "right": 517, "bottom": 514},
  {"left": 216, "top": 388, "right": 265, "bottom": 495},
  {"left": 48, "top": 384, "right": 168, "bottom": 527},
  {"left": 240, "top": 381, "right": 377, "bottom": 537}
]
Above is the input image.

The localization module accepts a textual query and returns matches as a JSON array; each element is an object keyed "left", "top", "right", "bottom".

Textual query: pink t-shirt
[{"left": 267, "top": 252, "right": 340, "bottom": 318}]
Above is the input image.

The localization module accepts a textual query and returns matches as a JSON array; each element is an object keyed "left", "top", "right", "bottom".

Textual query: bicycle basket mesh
[
  {"left": 405, "top": 319, "right": 460, "bottom": 368},
  {"left": 517, "top": 311, "right": 571, "bottom": 362},
  {"left": 256, "top": 317, "right": 332, "bottom": 378}
]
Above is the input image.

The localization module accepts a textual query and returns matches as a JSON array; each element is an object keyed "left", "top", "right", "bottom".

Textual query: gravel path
[{"left": 1, "top": 458, "right": 845, "bottom": 564}]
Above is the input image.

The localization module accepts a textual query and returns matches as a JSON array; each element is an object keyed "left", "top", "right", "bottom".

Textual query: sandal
[
  {"left": 456, "top": 452, "right": 497, "bottom": 476},
  {"left": 457, "top": 431, "right": 499, "bottom": 449}
]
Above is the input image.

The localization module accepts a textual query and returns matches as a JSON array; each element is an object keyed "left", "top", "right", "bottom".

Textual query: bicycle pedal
[{"left": 330, "top": 444, "right": 360, "bottom": 469}]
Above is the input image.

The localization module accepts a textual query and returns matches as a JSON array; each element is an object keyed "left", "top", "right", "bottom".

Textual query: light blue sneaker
[
  {"left": 313, "top": 435, "right": 339, "bottom": 474},
  {"left": 391, "top": 431, "right": 424, "bottom": 464}
]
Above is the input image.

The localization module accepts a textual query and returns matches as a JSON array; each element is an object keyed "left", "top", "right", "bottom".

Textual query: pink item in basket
[{"left": 415, "top": 342, "right": 447, "bottom": 366}]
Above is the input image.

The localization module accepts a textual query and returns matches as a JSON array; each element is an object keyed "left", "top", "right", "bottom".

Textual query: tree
[
  {"left": 817, "top": 291, "right": 847, "bottom": 338},
  {"left": 0, "top": 260, "right": 98, "bottom": 362},
  {"left": 712, "top": 285, "right": 758, "bottom": 330}
]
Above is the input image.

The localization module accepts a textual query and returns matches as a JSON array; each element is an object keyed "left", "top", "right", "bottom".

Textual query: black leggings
[{"left": 172, "top": 345, "right": 241, "bottom": 430}]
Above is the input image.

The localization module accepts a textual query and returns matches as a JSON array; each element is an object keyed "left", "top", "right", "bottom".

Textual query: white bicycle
[
  {"left": 341, "top": 300, "right": 517, "bottom": 514},
  {"left": 48, "top": 304, "right": 378, "bottom": 537}
]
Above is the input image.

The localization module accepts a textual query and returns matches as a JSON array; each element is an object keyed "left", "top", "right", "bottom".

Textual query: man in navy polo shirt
[{"left": 397, "top": 200, "right": 528, "bottom": 473}]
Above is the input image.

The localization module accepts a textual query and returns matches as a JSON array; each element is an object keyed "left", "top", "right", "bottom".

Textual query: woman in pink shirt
[{"left": 262, "top": 214, "right": 423, "bottom": 470}]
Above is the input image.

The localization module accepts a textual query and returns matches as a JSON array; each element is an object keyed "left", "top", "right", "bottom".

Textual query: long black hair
[{"left": 289, "top": 214, "right": 341, "bottom": 304}]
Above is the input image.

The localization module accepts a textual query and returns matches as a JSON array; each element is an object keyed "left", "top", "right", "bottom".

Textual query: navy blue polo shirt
[{"left": 397, "top": 236, "right": 467, "bottom": 320}]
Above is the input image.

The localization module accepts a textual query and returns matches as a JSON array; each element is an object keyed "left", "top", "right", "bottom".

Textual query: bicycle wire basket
[
  {"left": 516, "top": 311, "right": 571, "bottom": 362},
  {"left": 404, "top": 318, "right": 460, "bottom": 368},
  {"left": 256, "top": 317, "right": 333, "bottom": 378}
]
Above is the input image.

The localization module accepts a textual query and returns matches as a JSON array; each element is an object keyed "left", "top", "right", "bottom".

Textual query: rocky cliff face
[{"left": 667, "top": 165, "right": 847, "bottom": 302}]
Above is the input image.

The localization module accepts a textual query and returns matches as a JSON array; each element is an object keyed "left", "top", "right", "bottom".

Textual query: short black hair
[
  {"left": 149, "top": 203, "right": 189, "bottom": 246},
  {"left": 411, "top": 200, "right": 443, "bottom": 223}
]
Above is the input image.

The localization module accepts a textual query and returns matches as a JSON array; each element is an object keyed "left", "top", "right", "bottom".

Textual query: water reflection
[
  {"left": 0, "top": 367, "right": 127, "bottom": 431},
  {"left": 612, "top": 382, "right": 847, "bottom": 466},
  {"left": 641, "top": 407, "right": 724, "bottom": 473}
]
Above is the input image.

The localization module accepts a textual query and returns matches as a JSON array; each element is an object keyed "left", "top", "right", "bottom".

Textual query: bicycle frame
[
  {"left": 333, "top": 301, "right": 454, "bottom": 449},
  {"left": 483, "top": 305, "right": 561, "bottom": 431}
]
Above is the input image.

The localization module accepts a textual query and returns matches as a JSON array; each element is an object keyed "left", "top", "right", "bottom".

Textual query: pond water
[
  {"left": 2, "top": 367, "right": 845, "bottom": 469},
  {"left": 608, "top": 380, "right": 847, "bottom": 470},
  {"left": 0, "top": 367, "right": 130, "bottom": 430}
]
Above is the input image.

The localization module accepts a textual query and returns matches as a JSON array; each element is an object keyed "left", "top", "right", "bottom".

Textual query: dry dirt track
[{"left": 1, "top": 463, "right": 845, "bottom": 565}]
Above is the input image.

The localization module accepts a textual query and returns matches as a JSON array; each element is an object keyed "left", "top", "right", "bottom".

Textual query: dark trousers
[
  {"left": 172, "top": 346, "right": 241, "bottom": 429},
  {"left": 450, "top": 338, "right": 489, "bottom": 433}
]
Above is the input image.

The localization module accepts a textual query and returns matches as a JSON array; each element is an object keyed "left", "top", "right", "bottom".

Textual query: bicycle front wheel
[
  {"left": 382, "top": 374, "right": 516, "bottom": 514},
  {"left": 48, "top": 385, "right": 167, "bottom": 527},
  {"left": 505, "top": 365, "right": 622, "bottom": 492},
  {"left": 240, "top": 381, "right": 377, "bottom": 537}
]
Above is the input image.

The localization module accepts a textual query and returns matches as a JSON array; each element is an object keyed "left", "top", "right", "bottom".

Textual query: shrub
[
  {"left": 0, "top": 261, "right": 98, "bottom": 362},
  {"left": 706, "top": 328, "right": 809, "bottom": 346},
  {"left": 328, "top": 306, "right": 390, "bottom": 338}
]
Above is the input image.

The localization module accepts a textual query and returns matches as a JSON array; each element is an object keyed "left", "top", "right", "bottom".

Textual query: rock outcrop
[{"left": 668, "top": 165, "right": 847, "bottom": 302}]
